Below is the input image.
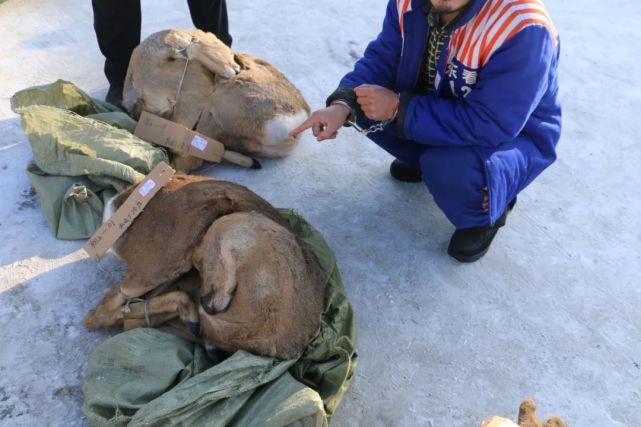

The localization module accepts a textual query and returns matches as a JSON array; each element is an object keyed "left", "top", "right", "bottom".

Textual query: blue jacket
[{"left": 329, "top": 0, "right": 561, "bottom": 223}]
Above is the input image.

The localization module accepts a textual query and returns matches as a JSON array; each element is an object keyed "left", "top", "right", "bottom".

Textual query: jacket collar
[{"left": 416, "top": 0, "right": 487, "bottom": 31}]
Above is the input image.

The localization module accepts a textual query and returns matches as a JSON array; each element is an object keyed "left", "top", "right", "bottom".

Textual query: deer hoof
[{"left": 187, "top": 321, "right": 201, "bottom": 336}]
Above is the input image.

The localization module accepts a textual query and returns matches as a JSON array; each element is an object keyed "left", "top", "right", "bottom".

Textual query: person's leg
[
  {"left": 366, "top": 129, "right": 425, "bottom": 167},
  {"left": 420, "top": 146, "right": 491, "bottom": 228},
  {"left": 186, "top": 0, "right": 232, "bottom": 46},
  {"left": 91, "top": 0, "right": 141, "bottom": 103},
  {"left": 480, "top": 134, "right": 552, "bottom": 226},
  {"left": 366, "top": 130, "right": 428, "bottom": 182},
  {"left": 419, "top": 145, "right": 516, "bottom": 262}
]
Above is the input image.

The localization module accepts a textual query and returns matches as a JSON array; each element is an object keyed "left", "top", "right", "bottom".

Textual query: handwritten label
[
  {"left": 191, "top": 135, "right": 208, "bottom": 151},
  {"left": 138, "top": 179, "right": 156, "bottom": 197},
  {"left": 83, "top": 161, "right": 175, "bottom": 260}
]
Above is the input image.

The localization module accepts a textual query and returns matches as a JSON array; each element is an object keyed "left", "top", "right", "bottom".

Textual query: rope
[
  {"left": 175, "top": 58, "right": 190, "bottom": 102},
  {"left": 120, "top": 296, "right": 151, "bottom": 327},
  {"left": 92, "top": 257, "right": 150, "bottom": 326}
]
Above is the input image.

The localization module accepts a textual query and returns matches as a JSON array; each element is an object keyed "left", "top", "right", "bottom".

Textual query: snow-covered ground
[{"left": 1, "top": 0, "right": 640, "bottom": 425}]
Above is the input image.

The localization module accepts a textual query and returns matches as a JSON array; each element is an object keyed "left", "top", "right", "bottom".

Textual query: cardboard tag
[
  {"left": 134, "top": 111, "right": 224, "bottom": 162},
  {"left": 83, "top": 161, "right": 175, "bottom": 260}
]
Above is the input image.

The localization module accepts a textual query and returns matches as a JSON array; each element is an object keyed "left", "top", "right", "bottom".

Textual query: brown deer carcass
[
  {"left": 122, "top": 29, "right": 310, "bottom": 173},
  {"left": 83, "top": 175, "right": 325, "bottom": 359}
]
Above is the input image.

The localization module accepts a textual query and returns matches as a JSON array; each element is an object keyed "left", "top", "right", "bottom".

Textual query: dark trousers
[{"left": 91, "top": 0, "right": 232, "bottom": 89}]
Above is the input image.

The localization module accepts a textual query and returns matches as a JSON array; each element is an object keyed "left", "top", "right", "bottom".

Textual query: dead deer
[
  {"left": 122, "top": 29, "right": 311, "bottom": 173},
  {"left": 83, "top": 175, "right": 325, "bottom": 359}
]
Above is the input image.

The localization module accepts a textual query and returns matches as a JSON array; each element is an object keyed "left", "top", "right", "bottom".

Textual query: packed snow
[{"left": 0, "top": 0, "right": 640, "bottom": 425}]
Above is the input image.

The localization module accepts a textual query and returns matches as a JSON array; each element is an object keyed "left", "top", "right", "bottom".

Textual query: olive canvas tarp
[{"left": 11, "top": 80, "right": 168, "bottom": 239}]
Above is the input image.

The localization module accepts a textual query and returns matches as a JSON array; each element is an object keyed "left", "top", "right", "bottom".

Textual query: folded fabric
[
  {"left": 11, "top": 79, "right": 121, "bottom": 115},
  {"left": 11, "top": 80, "right": 168, "bottom": 239}
]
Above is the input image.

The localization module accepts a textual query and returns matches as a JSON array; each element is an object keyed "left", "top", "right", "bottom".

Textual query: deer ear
[
  {"left": 192, "top": 240, "right": 204, "bottom": 267},
  {"left": 233, "top": 54, "right": 249, "bottom": 71}
]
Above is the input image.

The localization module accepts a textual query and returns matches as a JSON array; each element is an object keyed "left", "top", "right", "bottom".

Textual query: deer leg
[
  {"left": 84, "top": 273, "right": 146, "bottom": 329},
  {"left": 172, "top": 151, "right": 204, "bottom": 174},
  {"left": 221, "top": 150, "right": 261, "bottom": 169},
  {"left": 123, "top": 312, "right": 177, "bottom": 331},
  {"left": 84, "top": 285, "right": 127, "bottom": 329},
  {"left": 121, "top": 291, "right": 200, "bottom": 334},
  {"left": 84, "top": 270, "right": 183, "bottom": 329}
]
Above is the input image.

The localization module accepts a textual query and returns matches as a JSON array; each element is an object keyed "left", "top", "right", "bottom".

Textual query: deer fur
[
  {"left": 481, "top": 400, "right": 567, "bottom": 427},
  {"left": 84, "top": 175, "right": 325, "bottom": 359},
  {"left": 123, "top": 29, "right": 310, "bottom": 172}
]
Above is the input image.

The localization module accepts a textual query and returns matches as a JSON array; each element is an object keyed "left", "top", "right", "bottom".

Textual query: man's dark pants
[{"left": 91, "top": 0, "right": 232, "bottom": 91}]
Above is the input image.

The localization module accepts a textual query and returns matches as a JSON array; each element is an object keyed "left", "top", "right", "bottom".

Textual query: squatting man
[{"left": 291, "top": 0, "right": 561, "bottom": 262}]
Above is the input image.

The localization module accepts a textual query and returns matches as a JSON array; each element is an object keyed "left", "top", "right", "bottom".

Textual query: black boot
[
  {"left": 390, "top": 159, "right": 422, "bottom": 183},
  {"left": 105, "top": 85, "right": 123, "bottom": 109},
  {"left": 447, "top": 198, "right": 517, "bottom": 262}
]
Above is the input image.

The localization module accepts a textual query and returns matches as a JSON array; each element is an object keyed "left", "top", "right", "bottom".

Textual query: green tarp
[
  {"left": 83, "top": 210, "right": 357, "bottom": 426},
  {"left": 11, "top": 79, "right": 120, "bottom": 115},
  {"left": 11, "top": 80, "right": 168, "bottom": 239}
]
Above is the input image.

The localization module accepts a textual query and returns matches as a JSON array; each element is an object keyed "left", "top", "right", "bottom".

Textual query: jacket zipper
[{"left": 434, "top": 35, "right": 451, "bottom": 95}]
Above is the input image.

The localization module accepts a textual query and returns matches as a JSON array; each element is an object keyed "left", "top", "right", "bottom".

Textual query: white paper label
[
  {"left": 191, "top": 135, "right": 208, "bottom": 151},
  {"left": 138, "top": 179, "right": 156, "bottom": 197}
]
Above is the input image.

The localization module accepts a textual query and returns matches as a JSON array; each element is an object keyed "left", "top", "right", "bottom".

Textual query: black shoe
[
  {"left": 105, "top": 85, "right": 123, "bottom": 109},
  {"left": 390, "top": 159, "right": 422, "bottom": 183},
  {"left": 447, "top": 197, "right": 517, "bottom": 262}
]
